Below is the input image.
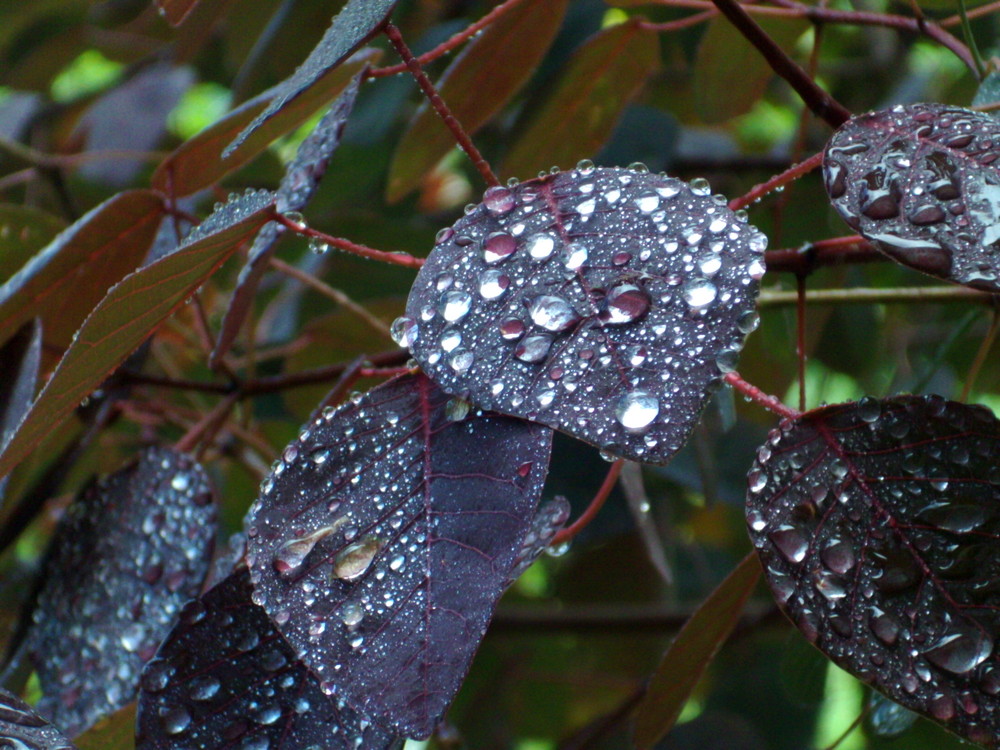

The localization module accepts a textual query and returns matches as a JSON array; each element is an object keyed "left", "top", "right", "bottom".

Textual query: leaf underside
[
  {"left": 245, "top": 372, "right": 554, "bottom": 737},
  {"left": 136, "top": 568, "right": 402, "bottom": 750},
  {"left": 747, "top": 395, "right": 1000, "bottom": 747},
  {"left": 823, "top": 102, "right": 1000, "bottom": 292},
  {"left": 401, "top": 165, "right": 766, "bottom": 465},
  {"left": 26, "top": 447, "right": 217, "bottom": 737},
  {"left": 0, "top": 688, "right": 76, "bottom": 750}
]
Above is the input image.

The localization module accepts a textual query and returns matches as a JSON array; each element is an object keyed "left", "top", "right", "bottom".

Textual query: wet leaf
[
  {"left": 972, "top": 71, "right": 1000, "bottom": 109},
  {"left": 136, "top": 568, "right": 402, "bottom": 750},
  {"left": 225, "top": 0, "right": 397, "bottom": 157},
  {"left": 822, "top": 103, "right": 1000, "bottom": 291},
  {"left": 0, "top": 319, "right": 40, "bottom": 504},
  {"left": 0, "top": 688, "right": 76, "bottom": 749},
  {"left": 151, "top": 49, "right": 378, "bottom": 198},
  {"left": 633, "top": 551, "right": 761, "bottom": 748},
  {"left": 0, "top": 204, "right": 66, "bottom": 285},
  {"left": 0, "top": 190, "right": 164, "bottom": 350},
  {"left": 399, "top": 165, "right": 767, "bottom": 465},
  {"left": 213, "top": 67, "right": 367, "bottom": 365},
  {"left": 25, "top": 446, "right": 217, "bottom": 737},
  {"left": 245, "top": 372, "right": 553, "bottom": 737},
  {"left": 0, "top": 190, "right": 276, "bottom": 481},
  {"left": 694, "top": 16, "right": 808, "bottom": 124},
  {"left": 746, "top": 395, "right": 1000, "bottom": 747},
  {"left": 154, "top": 0, "right": 200, "bottom": 26},
  {"left": 386, "top": 0, "right": 570, "bottom": 202},
  {"left": 501, "top": 19, "right": 658, "bottom": 180}
]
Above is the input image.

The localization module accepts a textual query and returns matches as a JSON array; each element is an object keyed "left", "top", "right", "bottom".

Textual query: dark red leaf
[
  {"left": 823, "top": 103, "right": 1000, "bottom": 291},
  {"left": 213, "top": 68, "right": 366, "bottom": 365},
  {"left": 0, "top": 688, "right": 76, "bottom": 749},
  {"left": 398, "top": 165, "right": 767, "bottom": 465},
  {"left": 154, "top": 0, "right": 200, "bottom": 26},
  {"left": 25, "top": 447, "right": 217, "bottom": 737},
  {"left": 224, "top": 0, "right": 397, "bottom": 157},
  {"left": 136, "top": 568, "right": 402, "bottom": 750},
  {"left": 746, "top": 395, "right": 1000, "bottom": 747},
  {"left": 245, "top": 372, "right": 553, "bottom": 737},
  {"left": 0, "top": 319, "right": 40, "bottom": 504},
  {"left": 0, "top": 204, "right": 66, "bottom": 285}
]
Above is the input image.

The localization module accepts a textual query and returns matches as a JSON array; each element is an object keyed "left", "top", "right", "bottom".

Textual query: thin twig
[
  {"left": 758, "top": 285, "right": 996, "bottom": 307},
  {"left": 724, "top": 371, "right": 800, "bottom": 420},
  {"left": 551, "top": 459, "right": 625, "bottom": 547},
  {"left": 729, "top": 152, "right": 824, "bottom": 211},
  {"left": 273, "top": 214, "right": 424, "bottom": 268}
]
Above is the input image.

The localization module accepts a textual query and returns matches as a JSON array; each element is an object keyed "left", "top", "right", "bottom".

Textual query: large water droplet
[
  {"left": 526, "top": 233, "right": 556, "bottom": 260},
  {"left": 189, "top": 675, "right": 221, "bottom": 701},
  {"left": 682, "top": 278, "right": 717, "bottom": 311},
  {"left": 770, "top": 525, "right": 808, "bottom": 563},
  {"left": 923, "top": 625, "right": 993, "bottom": 675},
  {"left": 562, "top": 243, "right": 588, "bottom": 270},
  {"left": 484, "top": 232, "right": 517, "bottom": 264},
  {"left": 332, "top": 537, "right": 383, "bottom": 581},
  {"left": 478, "top": 270, "right": 510, "bottom": 300},
  {"left": 273, "top": 521, "right": 344, "bottom": 577},
  {"left": 483, "top": 185, "right": 515, "bottom": 215},
  {"left": 529, "top": 295, "right": 580, "bottom": 332},
  {"left": 439, "top": 290, "right": 472, "bottom": 322},
  {"left": 341, "top": 602, "right": 364, "bottom": 628},
  {"left": 515, "top": 334, "right": 553, "bottom": 363},
  {"left": 499, "top": 318, "right": 525, "bottom": 340},
  {"left": 162, "top": 707, "right": 191, "bottom": 735},
  {"left": 390, "top": 316, "right": 418, "bottom": 348},
  {"left": 601, "top": 283, "right": 650, "bottom": 325},
  {"left": 820, "top": 539, "right": 856, "bottom": 574},
  {"left": 615, "top": 391, "right": 659, "bottom": 432}
]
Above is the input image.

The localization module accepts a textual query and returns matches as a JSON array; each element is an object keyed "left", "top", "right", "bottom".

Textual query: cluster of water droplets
[
  {"left": 824, "top": 103, "right": 1000, "bottom": 292},
  {"left": 747, "top": 395, "right": 1000, "bottom": 741},
  {"left": 181, "top": 188, "right": 276, "bottom": 248},
  {"left": 397, "top": 163, "right": 766, "bottom": 465},
  {"left": 136, "top": 570, "right": 400, "bottom": 749},
  {"left": 26, "top": 447, "right": 216, "bottom": 737}
]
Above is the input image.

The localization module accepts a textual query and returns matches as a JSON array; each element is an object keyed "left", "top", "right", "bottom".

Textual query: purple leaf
[
  {"left": 0, "top": 319, "right": 40, "bottom": 504},
  {"left": 213, "top": 68, "right": 366, "bottom": 366},
  {"left": 224, "top": 0, "right": 396, "bottom": 157},
  {"left": 25, "top": 447, "right": 217, "bottom": 737},
  {"left": 398, "top": 165, "right": 767, "bottom": 465},
  {"left": 823, "top": 103, "right": 1000, "bottom": 291},
  {"left": 746, "top": 395, "right": 1000, "bottom": 747},
  {"left": 245, "top": 372, "right": 553, "bottom": 737},
  {"left": 136, "top": 568, "right": 402, "bottom": 750},
  {"left": 0, "top": 688, "right": 76, "bottom": 750}
]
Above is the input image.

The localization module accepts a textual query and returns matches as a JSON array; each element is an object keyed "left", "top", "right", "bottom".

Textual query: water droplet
[
  {"left": 445, "top": 397, "right": 471, "bottom": 421},
  {"left": 737, "top": 311, "right": 760, "bottom": 334},
  {"left": 308, "top": 237, "right": 329, "bottom": 254},
  {"left": 273, "top": 521, "right": 344, "bottom": 576},
  {"left": 341, "top": 602, "right": 364, "bottom": 628},
  {"left": 483, "top": 185, "right": 515, "bottom": 215},
  {"left": 770, "top": 525, "right": 808, "bottom": 563},
  {"left": 484, "top": 232, "right": 517, "bottom": 264},
  {"left": 439, "top": 328, "right": 462, "bottom": 352},
  {"left": 821, "top": 539, "right": 855, "bottom": 574},
  {"left": 576, "top": 158, "right": 595, "bottom": 175},
  {"left": 923, "top": 625, "right": 993, "bottom": 675},
  {"left": 170, "top": 473, "right": 190, "bottom": 492},
  {"left": 499, "top": 318, "right": 525, "bottom": 340},
  {"left": 478, "top": 269, "right": 510, "bottom": 300},
  {"left": 390, "top": 316, "right": 418, "bottom": 347},
  {"left": 682, "top": 278, "right": 717, "bottom": 310},
  {"left": 526, "top": 233, "right": 556, "bottom": 260},
  {"left": 162, "top": 707, "right": 191, "bottom": 735},
  {"left": 748, "top": 469, "right": 766, "bottom": 493},
  {"left": 449, "top": 349, "right": 474, "bottom": 374},
  {"left": 255, "top": 704, "right": 282, "bottom": 725},
  {"left": 529, "top": 295, "right": 580, "bottom": 332},
  {"left": 615, "top": 391, "right": 659, "bottom": 432},
  {"left": 562, "top": 243, "right": 588, "bottom": 270},
  {"left": 119, "top": 623, "right": 146, "bottom": 652},
  {"left": 333, "top": 537, "right": 383, "bottom": 581},
  {"left": 601, "top": 283, "right": 650, "bottom": 325},
  {"left": 869, "top": 691, "right": 918, "bottom": 738},
  {"left": 190, "top": 676, "right": 221, "bottom": 701},
  {"left": 635, "top": 192, "right": 660, "bottom": 212},
  {"left": 715, "top": 348, "right": 740, "bottom": 373},
  {"left": 690, "top": 177, "right": 711, "bottom": 195},
  {"left": 857, "top": 396, "right": 881, "bottom": 423},
  {"left": 514, "top": 334, "right": 553, "bottom": 363}
]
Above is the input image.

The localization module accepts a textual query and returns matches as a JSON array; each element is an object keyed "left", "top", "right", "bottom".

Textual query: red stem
[
  {"left": 551, "top": 459, "right": 625, "bottom": 547},
  {"left": 274, "top": 214, "right": 424, "bottom": 268},
  {"left": 383, "top": 23, "right": 500, "bottom": 189},
  {"left": 729, "top": 151, "right": 824, "bottom": 211},
  {"left": 764, "top": 235, "right": 883, "bottom": 274},
  {"left": 724, "top": 372, "right": 800, "bottom": 421}
]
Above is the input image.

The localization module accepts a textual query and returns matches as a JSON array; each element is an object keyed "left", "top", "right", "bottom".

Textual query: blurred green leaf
[
  {"left": 0, "top": 204, "right": 66, "bottom": 284},
  {"left": 75, "top": 701, "right": 135, "bottom": 750},
  {"left": 502, "top": 18, "right": 658, "bottom": 179},
  {"left": 386, "top": 0, "right": 570, "bottom": 202}
]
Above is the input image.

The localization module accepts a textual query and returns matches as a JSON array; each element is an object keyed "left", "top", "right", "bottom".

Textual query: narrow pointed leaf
[
  {"left": 246, "top": 372, "right": 553, "bottom": 737},
  {"left": 823, "top": 103, "right": 1000, "bottom": 291},
  {"left": 0, "top": 688, "right": 76, "bottom": 749},
  {"left": 633, "top": 551, "right": 760, "bottom": 748},
  {"left": 151, "top": 50, "right": 378, "bottom": 198},
  {"left": 0, "top": 190, "right": 164, "bottom": 350},
  {"left": 0, "top": 190, "right": 276, "bottom": 481},
  {"left": 399, "top": 166, "right": 767, "bottom": 465},
  {"left": 386, "top": 0, "right": 570, "bottom": 202},
  {"left": 137, "top": 569, "right": 402, "bottom": 750},
  {"left": 225, "top": 0, "right": 397, "bottom": 157},
  {"left": 502, "top": 19, "right": 658, "bottom": 179},
  {"left": 747, "top": 395, "right": 1000, "bottom": 747},
  {"left": 0, "top": 204, "right": 66, "bottom": 284},
  {"left": 154, "top": 0, "right": 200, "bottom": 26},
  {"left": 25, "top": 447, "right": 217, "bottom": 737},
  {"left": 213, "top": 68, "right": 366, "bottom": 365},
  {"left": 0, "top": 319, "right": 40, "bottom": 503}
]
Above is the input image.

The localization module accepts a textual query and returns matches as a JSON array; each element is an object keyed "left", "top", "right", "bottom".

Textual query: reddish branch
[
  {"left": 724, "top": 371, "right": 801, "bottom": 421},
  {"left": 551, "top": 459, "right": 625, "bottom": 547},
  {"left": 273, "top": 214, "right": 424, "bottom": 268},
  {"left": 729, "top": 151, "right": 824, "bottom": 211},
  {"left": 383, "top": 23, "right": 500, "bottom": 189},
  {"left": 763, "top": 235, "right": 884, "bottom": 274}
]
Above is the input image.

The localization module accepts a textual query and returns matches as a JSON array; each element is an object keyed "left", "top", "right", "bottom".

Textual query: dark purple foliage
[
  {"left": 225, "top": 0, "right": 397, "bottom": 156},
  {"left": 823, "top": 103, "right": 1000, "bottom": 291},
  {"left": 0, "top": 319, "right": 40, "bottom": 504},
  {"left": 746, "top": 395, "right": 1000, "bottom": 746},
  {"left": 245, "top": 372, "right": 553, "bottom": 737},
  {"left": 214, "top": 68, "right": 366, "bottom": 365},
  {"left": 398, "top": 165, "right": 767, "bottom": 465},
  {"left": 0, "top": 688, "right": 76, "bottom": 750},
  {"left": 25, "top": 447, "right": 217, "bottom": 736},
  {"left": 136, "top": 568, "right": 402, "bottom": 750}
]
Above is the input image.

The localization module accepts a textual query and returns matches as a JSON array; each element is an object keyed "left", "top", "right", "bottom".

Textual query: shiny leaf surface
[
  {"left": 26, "top": 447, "right": 217, "bottom": 736},
  {"left": 400, "top": 165, "right": 766, "bottom": 465},
  {"left": 747, "top": 396, "right": 1000, "bottom": 746},
  {"left": 0, "top": 688, "right": 76, "bottom": 749},
  {"left": 136, "top": 569, "right": 402, "bottom": 750},
  {"left": 823, "top": 103, "right": 1000, "bottom": 291},
  {"left": 246, "top": 372, "right": 553, "bottom": 737}
]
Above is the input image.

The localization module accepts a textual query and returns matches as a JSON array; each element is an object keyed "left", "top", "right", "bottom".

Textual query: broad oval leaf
[
  {"left": 0, "top": 190, "right": 164, "bottom": 350},
  {"left": 224, "top": 0, "right": 397, "bottom": 157},
  {"left": 823, "top": 103, "right": 1000, "bottom": 291},
  {"left": 137, "top": 569, "right": 402, "bottom": 750},
  {"left": 0, "top": 688, "right": 76, "bottom": 749},
  {"left": 501, "top": 19, "right": 658, "bottom": 180},
  {"left": 0, "top": 190, "right": 276, "bottom": 481},
  {"left": 386, "top": 0, "right": 570, "bottom": 202},
  {"left": 25, "top": 446, "right": 217, "bottom": 737},
  {"left": 245, "top": 372, "right": 553, "bottom": 737},
  {"left": 746, "top": 395, "right": 1000, "bottom": 747},
  {"left": 399, "top": 165, "right": 767, "bottom": 465}
]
